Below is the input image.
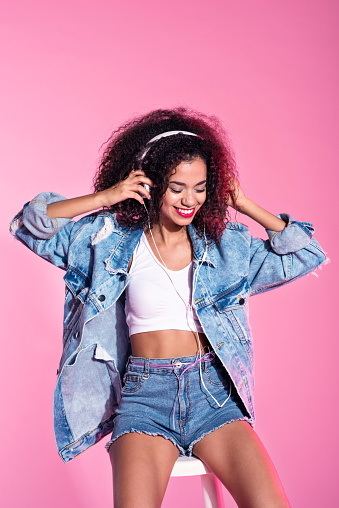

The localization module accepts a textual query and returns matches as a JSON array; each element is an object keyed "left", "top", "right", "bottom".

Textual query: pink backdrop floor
[{"left": 1, "top": 1, "right": 338, "bottom": 507}]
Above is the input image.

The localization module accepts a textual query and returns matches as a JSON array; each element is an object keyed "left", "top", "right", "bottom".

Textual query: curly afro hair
[{"left": 93, "top": 107, "right": 237, "bottom": 243}]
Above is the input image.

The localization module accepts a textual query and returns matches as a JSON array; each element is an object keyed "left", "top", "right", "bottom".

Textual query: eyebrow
[{"left": 169, "top": 180, "right": 207, "bottom": 186}]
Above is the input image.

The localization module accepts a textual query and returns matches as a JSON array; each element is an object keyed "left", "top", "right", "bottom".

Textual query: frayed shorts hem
[
  {"left": 187, "top": 416, "right": 252, "bottom": 455},
  {"left": 105, "top": 416, "right": 253, "bottom": 457},
  {"left": 105, "top": 428, "right": 186, "bottom": 456}
]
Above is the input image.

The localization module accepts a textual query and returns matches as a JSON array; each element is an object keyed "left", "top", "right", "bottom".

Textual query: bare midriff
[{"left": 130, "top": 330, "right": 210, "bottom": 358}]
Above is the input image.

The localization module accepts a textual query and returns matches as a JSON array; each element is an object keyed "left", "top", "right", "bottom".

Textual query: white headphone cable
[{"left": 142, "top": 201, "right": 231, "bottom": 409}]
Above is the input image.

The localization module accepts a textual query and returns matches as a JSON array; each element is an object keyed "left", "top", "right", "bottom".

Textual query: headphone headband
[{"left": 138, "top": 130, "right": 200, "bottom": 161}]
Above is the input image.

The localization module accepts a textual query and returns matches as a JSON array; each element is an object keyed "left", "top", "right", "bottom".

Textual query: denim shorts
[{"left": 106, "top": 353, "right": 250, "bottom": 456}]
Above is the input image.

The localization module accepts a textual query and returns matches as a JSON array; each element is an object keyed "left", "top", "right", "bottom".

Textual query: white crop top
[{"left": 125, "top": 232, "right": 204, "bottom": 336}]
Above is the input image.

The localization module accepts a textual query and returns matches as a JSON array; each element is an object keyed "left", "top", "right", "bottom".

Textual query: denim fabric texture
[
  {"left": 106, "top": 354, "right": 249, "bottom": 456},
  {"left": 9, "top": 192, "right": 327, "bottom": 462}
]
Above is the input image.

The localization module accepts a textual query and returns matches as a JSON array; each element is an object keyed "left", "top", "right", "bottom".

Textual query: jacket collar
[
  {"left": 104, "top": 221, "right": 216, "bottom": 276},
  {"left": 104, "top": 224, "right": 143, "bottom": 276}
]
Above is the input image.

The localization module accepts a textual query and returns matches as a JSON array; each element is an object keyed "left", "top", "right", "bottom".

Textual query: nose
[{"left": 181, "top": 189, "right": 196, "bottom": 207}]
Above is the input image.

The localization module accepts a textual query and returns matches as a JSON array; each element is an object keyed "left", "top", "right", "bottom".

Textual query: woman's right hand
[
  {"left": 100, "top": 169, "right": 153, "bottom": 207},
  {"left": 46, "top": 170, "right": 153, "bottom": 219}
]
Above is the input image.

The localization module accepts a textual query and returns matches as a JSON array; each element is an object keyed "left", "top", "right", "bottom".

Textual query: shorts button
[
  {"left": 175, "top": 361, "right": 182, "bottom": 368},
  {"left": 239, "top": 298, "right": 245, "bottom": 305},
  {"left": 98, "top": 295, "right": 106, "bottom": 302}
]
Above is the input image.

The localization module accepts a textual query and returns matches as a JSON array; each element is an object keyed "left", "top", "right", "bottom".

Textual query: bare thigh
[
  {"left": 109, "top": 432, "right": 180, "bottom": 508},
  {"left": 193, "top": 421, "right": 290, "bottom": 508}
]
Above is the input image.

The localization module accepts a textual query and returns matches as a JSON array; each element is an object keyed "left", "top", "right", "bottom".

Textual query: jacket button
[
  {"left": 98, "top": 294, "right": 106, "bottom": 302},
  {"left": 74, "top": 331, "right": 80, "bottom": 338},
  {"left": 239, "top": 298, "right": 245, "bottom": 305}
]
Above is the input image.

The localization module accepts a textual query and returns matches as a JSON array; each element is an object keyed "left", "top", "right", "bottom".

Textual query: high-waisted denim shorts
[{"left": 106, "top": 353, "right": 250, "bottom": 456}]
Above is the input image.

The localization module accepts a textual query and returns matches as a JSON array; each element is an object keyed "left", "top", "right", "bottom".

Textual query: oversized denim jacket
[{"left": 10, "top": 192, "right": 327, "bottom": 463}]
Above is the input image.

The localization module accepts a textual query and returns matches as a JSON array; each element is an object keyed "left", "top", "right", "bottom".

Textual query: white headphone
[
  {"left": 137, "top": 130, "right": 231, "bottom": 408},
  {"left": 138, "top": 130, "right": 200, "bottom": 164}
]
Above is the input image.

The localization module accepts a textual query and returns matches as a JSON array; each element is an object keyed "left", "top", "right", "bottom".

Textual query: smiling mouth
[{"left": 174, "top": 207, "right": 195, "bottom": 217}]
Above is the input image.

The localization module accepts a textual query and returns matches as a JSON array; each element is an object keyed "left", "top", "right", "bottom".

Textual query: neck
[{"left": 146, "top": 222, "right": 188, "bottom": 247}]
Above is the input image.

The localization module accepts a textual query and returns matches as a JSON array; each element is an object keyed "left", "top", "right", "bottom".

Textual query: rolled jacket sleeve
[
  {"left": 9, "top": 192, "right": 75, "bottom": 270},
  {"left": 248, "top": 214, "right": 327, "bottom": 296},
  {"left": 266, "top": 213, "right": 314, "bottom": 255},
  {"left": 17, "top": 192, "right": 72, "bottom": 239}
]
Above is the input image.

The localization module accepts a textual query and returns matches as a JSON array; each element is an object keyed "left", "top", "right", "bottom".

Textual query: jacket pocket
[
  {"left": 212, "top": 278, "right": 250, "bottom": 312},
  {"left": 212, "top": 278, "right": 252, "bottom": 343},
  {"left": 63, "top": 267, "right": 90, "bottom": 302}
]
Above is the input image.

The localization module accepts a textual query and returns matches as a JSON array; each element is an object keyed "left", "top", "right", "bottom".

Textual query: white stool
[{"left": 170, "top": 456, "right": 224, "bottom": 508}]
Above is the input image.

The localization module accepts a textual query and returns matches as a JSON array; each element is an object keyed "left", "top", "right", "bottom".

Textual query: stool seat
[
  {"left": 170, "top": 456, "right": 224, "bottom": 508},
  {"left": 171, "top": 455, "right": 212, "bottom": 476}
]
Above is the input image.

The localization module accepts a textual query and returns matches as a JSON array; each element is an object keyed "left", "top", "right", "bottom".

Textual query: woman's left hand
[
  {"left": 226, "top": 177, "right": 247, "bottom": 211},
  {"left": 226, "top": 178, "right": 287, "bottom": 231}
]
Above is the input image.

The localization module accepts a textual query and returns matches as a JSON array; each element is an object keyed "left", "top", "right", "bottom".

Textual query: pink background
[{"left": 1, "top": 1, "right": 338, "bottom": 506}]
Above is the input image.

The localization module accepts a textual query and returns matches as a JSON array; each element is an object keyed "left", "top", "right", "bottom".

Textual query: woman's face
[{"left": 159, "top": 156, "right": 207, "bottom": 229}]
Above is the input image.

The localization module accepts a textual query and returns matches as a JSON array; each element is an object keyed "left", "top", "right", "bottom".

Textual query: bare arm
[
  {"left": 46, "top": 170, "right": 153, "bottom": 218},
  {"left": 227, "top": 180, "right": 286, "bottom": 232}
]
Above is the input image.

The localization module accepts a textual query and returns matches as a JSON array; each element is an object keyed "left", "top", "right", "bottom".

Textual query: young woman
[{"left": 10, "top": 108, "right": 327, "bottom": 508}]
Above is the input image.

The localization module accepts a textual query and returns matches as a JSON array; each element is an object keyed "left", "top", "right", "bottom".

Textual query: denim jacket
[{"left": 10, "top": 192, "right": 327, "bottom": 463}]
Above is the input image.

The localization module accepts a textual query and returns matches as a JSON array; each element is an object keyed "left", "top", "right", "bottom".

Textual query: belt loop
[
  {"left": 143, "top": 358, "right": 150, "bottom": 379},
  {"left": 203, "top": 359, "right": 208, "bottom": 372},
  {"left": 203, "top": 354, "right": 212, "bottom": 372}
]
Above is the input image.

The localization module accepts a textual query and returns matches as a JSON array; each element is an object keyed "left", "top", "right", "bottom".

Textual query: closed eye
[{"left": 170, "top": 188, "right": 206, "bottom": 194}]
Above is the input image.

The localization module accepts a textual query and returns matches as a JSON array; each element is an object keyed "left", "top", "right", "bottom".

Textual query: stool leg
[{"left": 201, "top": 474, "right": 224, "bottom": 508}]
